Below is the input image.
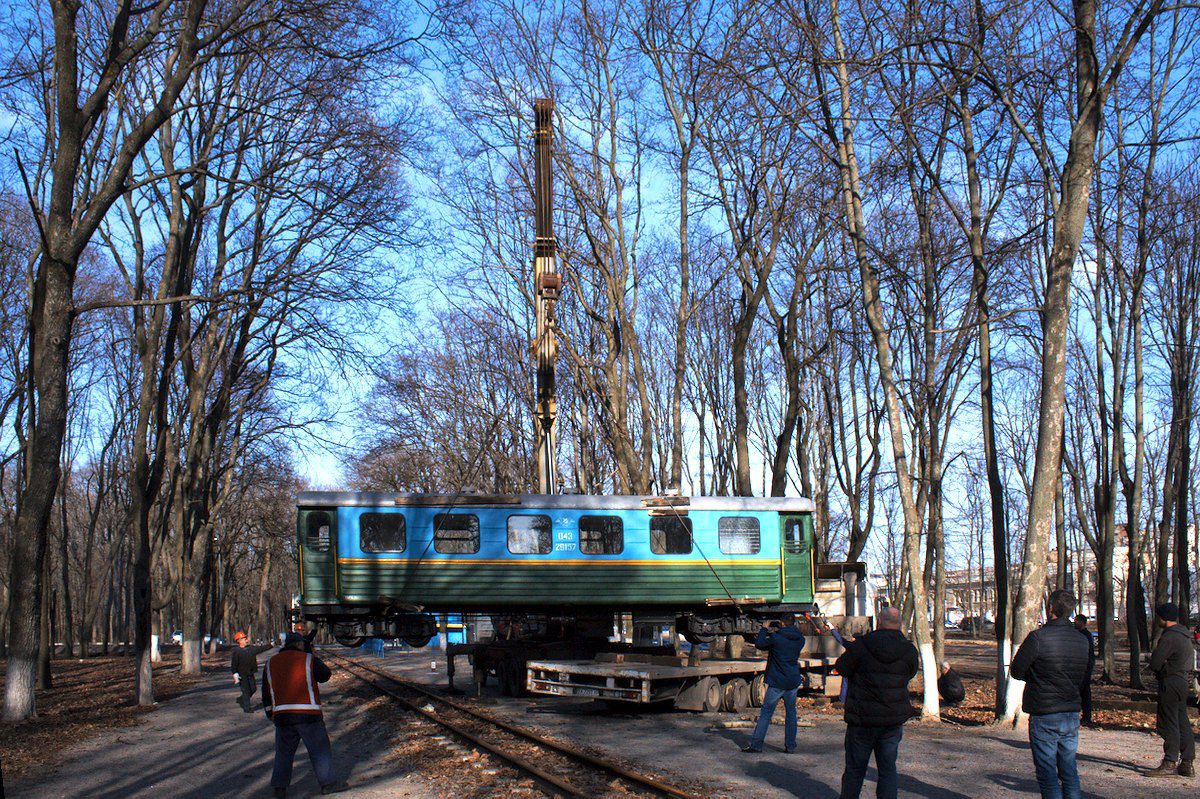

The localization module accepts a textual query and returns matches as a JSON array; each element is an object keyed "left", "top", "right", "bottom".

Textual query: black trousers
[
  {"left": 1079, "top": 680, "right": 1092, "bottom": 724},
  {"left": 238, "top": 674, "right": 257, "bottom": 712},
  {"left": 841, "top": 724, "right": 903, "bottom": 799},
  {"left": 1157, "top": 678, "right": 1195, "bottom": 764}
]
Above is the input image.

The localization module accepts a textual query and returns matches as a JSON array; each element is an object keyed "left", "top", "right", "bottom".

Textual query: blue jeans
[
  {"left": 1028, "top": 712, "right": 1081, "bottom": 799},
  {"left": 841, "top": 724, "right": 902, "bottom": 799},
  {"left": 272, "top": 719, "right": 337, "bottom": 789},
  {"left": 748, "top": 685, "right": 798, "bottom": 750}
]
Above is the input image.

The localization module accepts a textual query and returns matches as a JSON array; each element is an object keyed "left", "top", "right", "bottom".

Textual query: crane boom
[{"left": 533, "top": 98, "right": 560, "bottom": 494}]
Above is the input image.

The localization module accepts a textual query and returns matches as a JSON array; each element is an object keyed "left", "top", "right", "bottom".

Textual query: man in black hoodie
[
  {"left": 835, "top": 606, "right": 919, "bottom": 799},
  {"left": 1009, "top": 589, "right": 1090, "bottom": 799},
  {"left": 1145, "top": 603, "right": 1195, "bottom": 778}
]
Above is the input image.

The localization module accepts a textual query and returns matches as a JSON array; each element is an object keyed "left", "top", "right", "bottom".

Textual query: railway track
[{"left": 322, "top": 648, "right": 706, "bottom": 799}]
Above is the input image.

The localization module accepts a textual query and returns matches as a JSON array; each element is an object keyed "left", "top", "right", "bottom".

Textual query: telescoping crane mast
[{"left": 533, "top": 98, "right": 561, "bottom": 495}]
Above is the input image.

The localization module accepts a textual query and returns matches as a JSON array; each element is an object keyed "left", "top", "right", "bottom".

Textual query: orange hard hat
[{"left": 234, "top": 631, "right": 247, "bottom": 641}]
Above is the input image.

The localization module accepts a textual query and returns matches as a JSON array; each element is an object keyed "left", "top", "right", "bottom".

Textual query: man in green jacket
[{"left": 1145, "top": 603, "right": 1195, "bottom": 779}]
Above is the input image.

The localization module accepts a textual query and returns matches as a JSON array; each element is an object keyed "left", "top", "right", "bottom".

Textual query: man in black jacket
[
  {"left": 1073, "top": 615, "right": 1094, "bottom": 726},
  {"left": 1009, "top": 589, "right": 1090, "bottom": 799},
  {"left": 230, "top": 632, "right": 273, "bottom": 712},
  {"left": 1145, "top": 603, "right": 1195, "bottom": 778},
  {"left": 937, "top": 662, "right": 965, "bottom": 707},
  {"left": 835, "top": 606, "right": 919, "bottom": 799}
]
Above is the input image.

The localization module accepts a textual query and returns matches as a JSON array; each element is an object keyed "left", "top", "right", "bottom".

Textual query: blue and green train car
[{"left": 295, "top": 492, "right": 819, "bottom": 646}]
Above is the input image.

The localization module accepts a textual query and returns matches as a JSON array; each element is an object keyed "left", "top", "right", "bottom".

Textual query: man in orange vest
[{"left": 262, "top": 633, "right": 345, "bottom": 796}]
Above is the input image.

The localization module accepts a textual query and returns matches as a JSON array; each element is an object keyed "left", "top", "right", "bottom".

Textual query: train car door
[
  {"left": 780, "top": 514, "right": 814, "bottom": 604},
  {"left": 299, "top": 509, "right": 337, "bottom": 603}
]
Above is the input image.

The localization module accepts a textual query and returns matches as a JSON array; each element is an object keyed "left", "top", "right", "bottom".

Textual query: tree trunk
[
  {"left": 3, "top": 251, "right": 73, "bottom": 719},
  {"left": 822, "top": 0, "right": 939, "bottom": 717},
  {"left": 37, "top": 555, "right": 53, "bottom": 690},
  {"left": 1002, "top": 0, "right": 1109, "bottom": 726}
]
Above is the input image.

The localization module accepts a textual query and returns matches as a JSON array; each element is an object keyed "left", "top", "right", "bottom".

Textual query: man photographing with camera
[{"left": 742, "top": 613, "right": 806, "bottom": 754}]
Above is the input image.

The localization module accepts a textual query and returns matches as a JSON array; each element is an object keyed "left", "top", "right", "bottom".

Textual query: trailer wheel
[
  {"left": 701, "top": 677, "right": 722, "bottom": 712},
  {"left": 498, "top": 658, "right": 524, "bottom": 697},
  {"left": 403, "top": 634, "right": 433, "bottom": 648},
  {"left": 749, "top": 674, "right": 766, "bottom": 707},
  {"left": 726, "top": 678, "right": 750, "bottom": 711},
  {"left": 721, "top": 680, "right": 737, "bottom": 712},
  {"left": 334, "top": 634, "right": 365, "bottom": 647}
]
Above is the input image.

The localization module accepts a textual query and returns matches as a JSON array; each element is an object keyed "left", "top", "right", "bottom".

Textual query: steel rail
[
  {"left": 324, "top": 649, "right": 703, "bottom": 799},
  {"left": 325, "top": 650, "right": 587, "bottom": 797}
]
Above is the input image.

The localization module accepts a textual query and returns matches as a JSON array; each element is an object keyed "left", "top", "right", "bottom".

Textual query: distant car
[
  {"left": 170, "top": 631, "right": 182, "bottom": 645},
  {"left": 958, "top": 615, "right": 994, "bottom": 633}
]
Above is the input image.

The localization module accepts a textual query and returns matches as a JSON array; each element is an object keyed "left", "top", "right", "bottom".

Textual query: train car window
[
  {"left": 783, "top": 516, "right": 809, "bottom": 553},
  {"left": 433, "top": 514, "right": 480, "bottom": 554},
  {"left": 579, "top": 516, "right": 624, "bottom": 555},
  {"left": 360, "top": 513, "right": 406, "bottom": 553},
  {"left": 507, "top": 514, "right": 552, "bottom": 554},
  {"left": 306, "top": 512, "right": 331, "bottom": 552},
  {"left": 718, "top": 516, "right": 760, "bottom": 554},
  {"left": 650, "top": 516, "right": 692, "bottom": 555}
]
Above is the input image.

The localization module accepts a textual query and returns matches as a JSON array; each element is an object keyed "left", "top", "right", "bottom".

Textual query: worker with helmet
[{"left": 230, "top": 631, "right": 273, "bottom": 712}]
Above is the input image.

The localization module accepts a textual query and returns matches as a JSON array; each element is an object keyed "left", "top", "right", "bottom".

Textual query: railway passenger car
[{"left": 295, "top": 491, "right": 819, "bottom": 647}]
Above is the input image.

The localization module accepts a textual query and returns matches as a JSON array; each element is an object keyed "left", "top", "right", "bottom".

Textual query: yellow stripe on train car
[{"left": 336, "top": 557, "right": 781, "bottom": 567}]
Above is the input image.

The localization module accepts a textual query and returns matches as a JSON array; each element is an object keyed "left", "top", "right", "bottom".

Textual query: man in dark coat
[
  {"left": 835, "top": 606, "right": 919, "bottom": 799},
  {"left": 1073, "top": 615, "right": 1095, "bottom": 726},
  {"left": 1010, "top": 589, "right": 1090, "bottom": 799},
  {"left": 742, "top": 613, "right": 806, "bottom": 753},
  {"left": 937, "top": 662, "right": 965, "bottom": 707},
  {"left": 1145, "top": 603, "right": 1195, "bottom": 778},
  {"left": 230, "top": 632, "right": 273, "bottom": 712}
]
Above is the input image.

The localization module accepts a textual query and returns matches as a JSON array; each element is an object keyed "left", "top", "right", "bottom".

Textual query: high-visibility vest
[{"left": 263, "top": 649, "right": 322, "bottom": 718}]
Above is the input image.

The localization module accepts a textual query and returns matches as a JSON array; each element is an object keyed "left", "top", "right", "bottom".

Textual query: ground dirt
[
  {"left": 0, "top": 653, "right": 202, "bottom": 784},
  {"left": 3, "top": 637, "right": 1197, "bottom": 798},
  {"left": 6, "top": 649, "right": 556, "bottom": 798}
]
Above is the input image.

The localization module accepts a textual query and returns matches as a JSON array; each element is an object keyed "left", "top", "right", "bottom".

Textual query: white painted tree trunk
[
  {"left": 182, "top": 639, "right": 202, "bottom": 674},
  {"left": 918, "top": 641, "right": 940, "bottom": 717},
  {"left": 997, "top": 636, "right": 1028, "bottom": 727},
  {"left": 2, "top": 656, "right": 37, "bottom": 720},
  {"left": 1002, "top": 675, "right": 1027, "bottom": 728},
  {"left": 136, "top": 647, "right": 154, "bottom": 706},
  {"left": 150, "top": 633, "right": 161, "bottom": 663}
]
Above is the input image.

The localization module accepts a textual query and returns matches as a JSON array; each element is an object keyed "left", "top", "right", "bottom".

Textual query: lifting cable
[
  {"left": 407, "top": 416, "right": 507, "bottom": 570},
  {"left": 658, "top": 500, "right": 742, "bottom": 613}
]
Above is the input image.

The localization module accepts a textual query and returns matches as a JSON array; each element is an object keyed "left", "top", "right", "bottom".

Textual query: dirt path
[
  {"left": 12, "top": 645, "right": 1198, "bottom": 798},
  {"left": 14, "top": 655, "right": 441, "bottom": 799},
  {"left": 373, "top": 648, "right": 1199, "bottom": 799}
]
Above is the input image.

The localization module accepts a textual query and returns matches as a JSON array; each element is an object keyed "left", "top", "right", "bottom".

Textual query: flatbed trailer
[{"left": 527, "top": 652, "right": 837, "bottom": 711}]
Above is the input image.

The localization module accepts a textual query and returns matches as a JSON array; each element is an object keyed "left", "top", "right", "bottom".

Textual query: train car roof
[{"left": 296, "top": 491, "right": 816, "bottom": 513}]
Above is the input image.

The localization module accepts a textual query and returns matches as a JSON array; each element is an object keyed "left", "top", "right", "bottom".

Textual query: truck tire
[
  {"left": 720, "top": 676, "right": 748, "bottom": 705},
  {"left": 701, "top": 677, "right": 722, "bottom": 712},
  {"left": 750, "top": 674, "right": 766, "bottom": 707}
]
